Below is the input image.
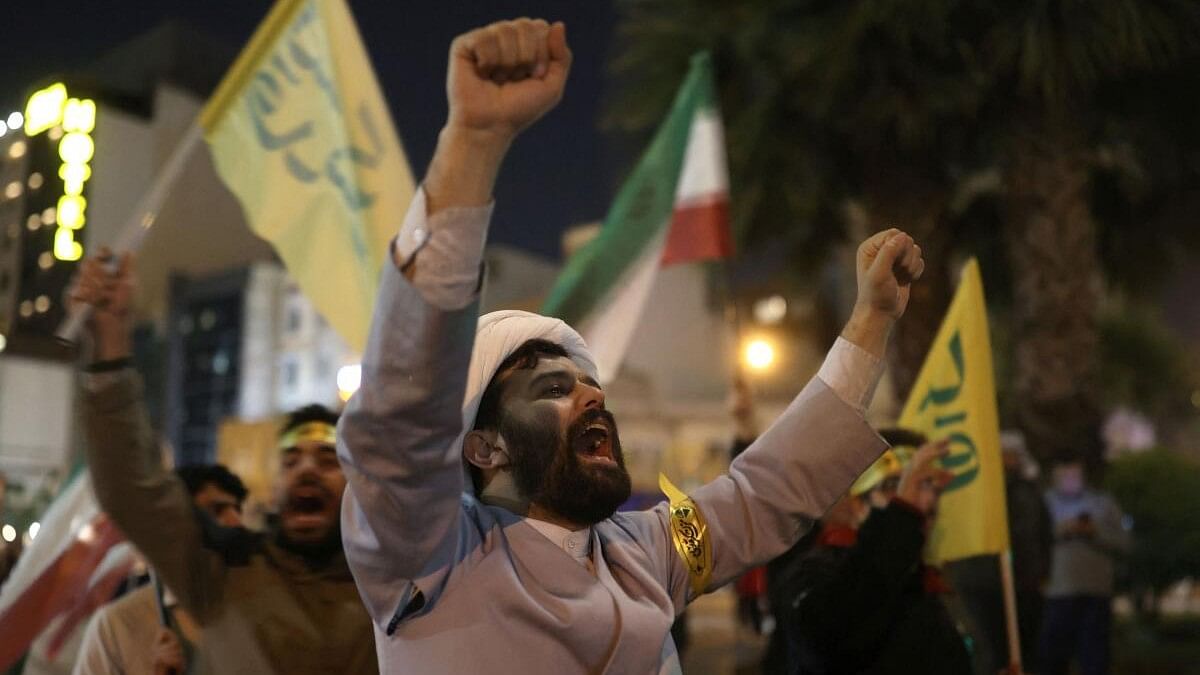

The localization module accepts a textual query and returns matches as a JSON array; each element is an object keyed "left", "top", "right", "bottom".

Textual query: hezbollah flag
[
  {"left": 541, "top": 53, "right": 733, "bottom": 383},
  {"left": 200, "top": 0, "right": 414, "bottom": 351},
  {"left": 899, "top": 258, "right": 1010, "bottom": 563}
]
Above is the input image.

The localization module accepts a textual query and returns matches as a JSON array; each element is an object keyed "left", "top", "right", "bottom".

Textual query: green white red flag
[{"left": 541, "top": 53, "right": 732, "bottom": 383}]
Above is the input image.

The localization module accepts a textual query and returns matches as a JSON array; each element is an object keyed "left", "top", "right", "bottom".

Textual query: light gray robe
[{"left": 337, "top": 262, "right": 887, "bottom": 674}]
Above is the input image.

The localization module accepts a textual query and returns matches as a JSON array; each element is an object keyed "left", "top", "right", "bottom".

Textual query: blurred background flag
[
  {"left": 899, "top": 258, "right": 1010, "bottom": 563},
  {"left": 0, "top": 472, "right": 133, "bottom": 671},
  {"left": 541, "top": 53, "right": 733, "bottom": 383},
  {"left": 199, "top": 0, "right": 415, "bottom": 352}
]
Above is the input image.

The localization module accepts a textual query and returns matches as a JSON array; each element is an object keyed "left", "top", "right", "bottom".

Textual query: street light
[
  {"left": 337, "top": 364, "right": 362, "bottom": 402},
  {"left": 743, "top": 338, "right": 776, "bottom": 372},
  {"left": 753, "top": 295, "right": 787, "bottom": 324}
]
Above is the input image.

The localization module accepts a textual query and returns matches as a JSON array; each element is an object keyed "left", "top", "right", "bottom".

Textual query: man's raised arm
[
  {"left": 623, "top": 230, "right": 926, "bottom": 608},
  {"left": 697, "top": 230, "right": 925, "bottom": 590},
  {"left": 336, "top": 19, "right": 571, "bottom": 626},
  {"left": 73, "top": 252, "right": 222, "bottom": 619}
]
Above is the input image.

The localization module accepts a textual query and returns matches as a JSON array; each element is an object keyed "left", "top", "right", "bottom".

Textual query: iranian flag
[
  {"left": 541, "top": 53, "right": 732, "bottom": 383},
  {"left": 0, "top": 471, "right": 133, "bottom": 670}
]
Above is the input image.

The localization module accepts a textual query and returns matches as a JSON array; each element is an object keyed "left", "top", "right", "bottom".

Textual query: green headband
[{"left": 278, "top": 421, "right": 337, "bottom": 450}]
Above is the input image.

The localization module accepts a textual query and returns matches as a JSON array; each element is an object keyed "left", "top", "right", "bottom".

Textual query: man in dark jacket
[{"left": 771, "top": 432, "right": 973, "bottom": 674}]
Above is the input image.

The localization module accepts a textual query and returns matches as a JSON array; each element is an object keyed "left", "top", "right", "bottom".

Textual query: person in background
[
  {"left": 1002, "top": 432, "right": 1053, "bottom": 673},
  {"left": 946, "top": 430, "right": 1054, "bottom": 674},
  {"left": 71, "top": 250, "right": 377, "bottom": 674},
  {"left": 74, "top": 464, "right": 249, "bottom": 675},
  {"left": 1041, "top": 456, "right": 1131, "bottom": 675},
  {"left": 763, "top": 431, "right": 912, "bottom": 674},
  {"left": 771, "top": 431, "right": 973, "bottom": 674}
]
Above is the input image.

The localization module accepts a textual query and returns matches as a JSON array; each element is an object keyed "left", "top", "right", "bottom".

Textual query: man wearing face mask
[
  {"left": 1040, "top": 457, "right": 1131, "bottom": 675},
  {"left": 74, "top": 464, "right": 248, "bottom": 675},
  {"left": 72, "top": 252, "right": 376, "bottom": 674},
  {"left": 336, "top": 17, "right": 926, "bottom": 674}
]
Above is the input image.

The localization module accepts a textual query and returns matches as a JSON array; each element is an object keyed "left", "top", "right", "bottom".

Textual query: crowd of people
[{"left": 4, "top": 17, "right": 1133, "bottom": 675}]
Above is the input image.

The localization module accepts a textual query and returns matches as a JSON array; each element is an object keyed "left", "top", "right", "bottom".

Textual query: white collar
[{"left": 523, "top": 518, "right": 592, "bottom": 563}]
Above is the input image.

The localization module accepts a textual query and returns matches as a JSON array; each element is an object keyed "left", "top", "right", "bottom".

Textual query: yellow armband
[{"left": 659, "top": 472, "right": 713, "bottom": 597}]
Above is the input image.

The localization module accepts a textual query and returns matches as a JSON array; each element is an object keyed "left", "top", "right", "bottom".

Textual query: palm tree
[
  {"left": 607, "top": 0, "right": 1200, "bottom": 466},
  {"left": 973, "top": 0, "right": 1200, "bottom": 465}
]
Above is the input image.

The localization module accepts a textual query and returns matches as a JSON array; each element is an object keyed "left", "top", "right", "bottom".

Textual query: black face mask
[{"left": 500, "top": 406, "right": 631, "bottom": 526}]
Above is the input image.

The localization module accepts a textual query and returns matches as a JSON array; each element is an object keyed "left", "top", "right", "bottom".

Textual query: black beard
[
  {"left": 500, "top": 407, "right": 632, "bottom": 526},
  {"left": 272, "top": 518, "right": 343, "bottom": 569}
]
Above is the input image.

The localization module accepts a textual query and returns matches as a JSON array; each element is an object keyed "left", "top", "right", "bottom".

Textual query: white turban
[{"left": 455, "top": 310, "right": 599, "bottom": 492}]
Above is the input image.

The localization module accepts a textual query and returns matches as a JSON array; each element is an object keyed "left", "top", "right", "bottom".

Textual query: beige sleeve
[{"left": 82, "top": 370, "right": 224, "bottom": 620}]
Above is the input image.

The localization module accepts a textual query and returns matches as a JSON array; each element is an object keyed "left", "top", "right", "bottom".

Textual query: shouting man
[
  {"left": 73, "top": 252, "right": 376, "bottom": 674},
  {"left": 337, "top": 18, "right": 925, "bottom": 674}
]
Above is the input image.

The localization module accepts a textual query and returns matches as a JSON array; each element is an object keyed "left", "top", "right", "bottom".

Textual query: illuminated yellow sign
[
  {"left": 53, "top": 227, "right": 83, "bottom": 262},
  {"left": 59, "top": 164, "right": 90, "bottom": 195},
  {"left": 24, "top": 83, "right": 67, "bottom": 136},
  {"left": 58, "top": 133, "right": 94, "bottom": 165},
  {"left": 24, "top": 83, "right": 94, "bottom": 261},
  {"left": 62, "top": 98, "right": 95, "bottom": 134},
  {"left": 57, "top": 195, "right": 86, "bottom": 230}
]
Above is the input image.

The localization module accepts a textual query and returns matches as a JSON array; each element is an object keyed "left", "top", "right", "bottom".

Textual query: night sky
[{"left": 0, "top": 1, "right": 622, "bottom": 260}]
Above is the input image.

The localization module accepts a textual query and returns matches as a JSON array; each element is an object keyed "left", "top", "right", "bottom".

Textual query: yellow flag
[
  {"left": 199, "top": 0, "right": 414, "bottom": 351},
  {"left": 898, "top": 259, "right": 1009, "bottom": 563}
]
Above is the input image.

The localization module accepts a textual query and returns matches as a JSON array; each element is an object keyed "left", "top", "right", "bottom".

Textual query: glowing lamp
[
  {"left": 337, "top": 364, "right": 362, "bottom": 402},
  {"left": 753, "top": 295, "right": 788, "bottom": 324},
  {"left": 743, "top": 338, "right": 777, "bottom": 372}
]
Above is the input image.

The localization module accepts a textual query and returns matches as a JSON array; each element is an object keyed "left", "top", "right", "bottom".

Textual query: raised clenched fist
[
  {"left": 446, "top": 18, "right": 572, "bottom": 141},
  {"left": 854, "top": 229, "right": 925, "bottom": 320}
]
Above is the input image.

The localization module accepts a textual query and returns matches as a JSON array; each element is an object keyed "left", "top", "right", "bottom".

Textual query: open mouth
[
  {"left": 572, "top": 420, "right": 616, "bottom": 466},
  {"left": 291, "top": 495, "right": 325, "bottom": 513},
  {"left": 283, "top": 488, "right": 331, "bottom": 528}
]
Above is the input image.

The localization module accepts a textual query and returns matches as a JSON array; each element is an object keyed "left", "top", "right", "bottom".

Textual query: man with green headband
[{"left": 72, "top": 251, "right": 376, "bottom": 674}]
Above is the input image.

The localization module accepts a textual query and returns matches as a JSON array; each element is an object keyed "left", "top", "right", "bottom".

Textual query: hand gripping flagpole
[{"left": 54, "top": 120, "right": 205, "bottom": 345}]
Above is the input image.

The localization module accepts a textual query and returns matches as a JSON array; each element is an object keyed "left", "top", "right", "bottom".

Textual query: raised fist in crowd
[{"left": 446, "top": 18, "right": 572, "bottom": 142}]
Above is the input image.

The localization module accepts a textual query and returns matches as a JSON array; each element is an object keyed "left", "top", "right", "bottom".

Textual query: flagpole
[
  {"left": 999, "top": 549, "right": 1024, "bottom": 674},
  {"left": 54, "top": 120, "right": 205, "bottom": 345},
  {"left": 151, "top": 569, "right": 171, "bottom": 627}
]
